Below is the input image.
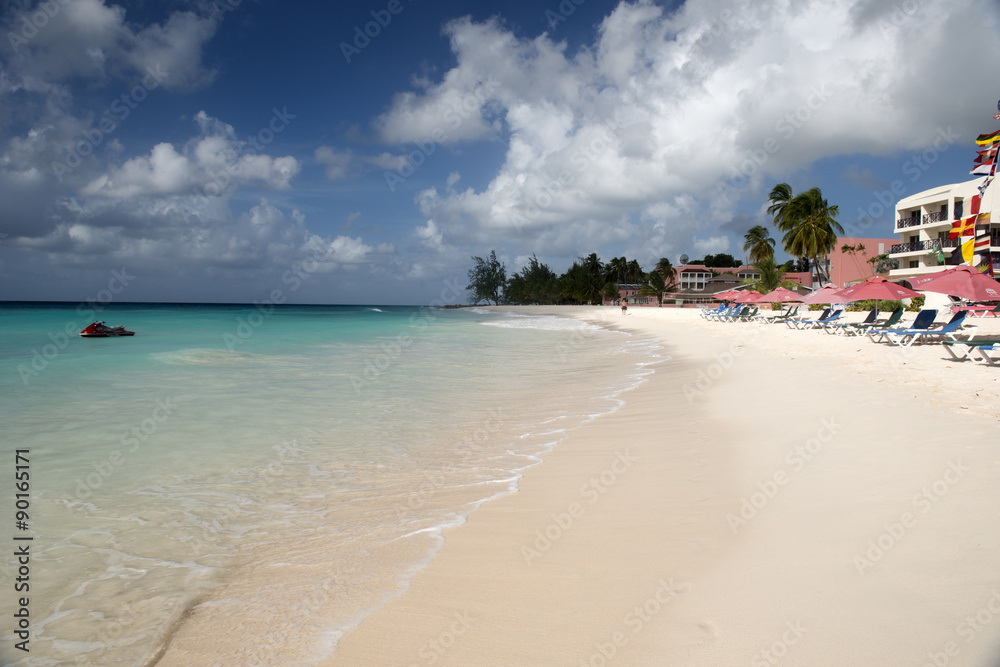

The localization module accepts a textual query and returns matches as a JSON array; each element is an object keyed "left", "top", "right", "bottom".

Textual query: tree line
[
  {"left": 467, "top": 182, "right": 846, "bottom": 305},
  {"left": 466, "top": 251, "right": 678, "bottom": 305}
]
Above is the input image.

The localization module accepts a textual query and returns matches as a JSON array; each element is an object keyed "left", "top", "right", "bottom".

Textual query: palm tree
[
  {"left": 743, "top": 225, "right": 775, "bottom": 264},
  {"left": 741, "top": 257, "right": 801, "bottom": 294},
  {"left": 766, "top": 184, "right": 843, "bottom": 284},
  {"left": 655, "top": 257, "right": 677, "bottom": 292},
  {"left": 562, "top": 259, "right": 605, "bottom": 304},
  {"left": 766, "top": 183, "right": 794, "bottom": 232},
  {"left": 604, "top": 256, "right": 627, "bottom": 285},
  {"left": 580, "top": 253, "right": 604, "bottom": 279},
  {"left": 639, "top": 270, "right": 666, "bottom": 304},
  {"left": 626, "top": 259, "right": 644, "bottom": 284}
]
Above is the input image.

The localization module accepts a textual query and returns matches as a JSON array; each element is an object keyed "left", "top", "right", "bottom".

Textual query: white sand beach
[{"left": 324, "top": 305, "right": 1000, "bottom": 667}]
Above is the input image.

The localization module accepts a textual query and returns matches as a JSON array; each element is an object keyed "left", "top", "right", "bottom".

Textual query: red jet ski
[{"left": 80, "top": 321, "right": 135, "bottom": 337}]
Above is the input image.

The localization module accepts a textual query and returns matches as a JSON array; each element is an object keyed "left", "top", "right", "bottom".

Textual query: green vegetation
[
  {"left": 742, "top": 225, "right": 775, "bottom": 264},
  {"left": 767, "top": 183, "right": 843, "bottom": 284},
  {"left": 465, "top": 251, "right": 678, "bottom": 306},
  {"left": 687, "top": 253, "right": 740, "bottom": 268},
  {"left": 465, "top": 250, "right": 507, "bottom": 305},
  {"left": 740, "top": 256, "right": 800, "bottom": 294}
]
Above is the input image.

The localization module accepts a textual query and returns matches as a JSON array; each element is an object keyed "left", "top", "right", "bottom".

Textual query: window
[{"left": 680, "top": 272, "right": 708, "bottom": 291}]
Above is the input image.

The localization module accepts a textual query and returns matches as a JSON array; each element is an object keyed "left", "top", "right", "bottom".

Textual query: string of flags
[{"left": 959, "top": 101, "right": 999, "bottom": 275}]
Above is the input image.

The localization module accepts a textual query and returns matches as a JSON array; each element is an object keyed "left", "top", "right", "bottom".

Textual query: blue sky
[{"left": 1, "top": 0, "right": 999, "bottom": 304}]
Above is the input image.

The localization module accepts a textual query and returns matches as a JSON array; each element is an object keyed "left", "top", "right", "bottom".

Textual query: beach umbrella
[
  {"left": 713, "top": 288, "right": 745, "bottom": 301},
  {"left": 733, "top": 290, "right": 763, "bottom": 303},
  {"left": 837, "top": 276, "right": 920, "bottom": 302},
  {"left": 908, "top": 265, "right": 1000, "bottom": 302},
  {"left": 755, "top": 287, "right": 803, "bottom": 303},
  {"left": 836, "top": 276, "right": 921, "bottom": 315},
  {"left": 800, "top": 284, "right": 846, "bottom": 305}
]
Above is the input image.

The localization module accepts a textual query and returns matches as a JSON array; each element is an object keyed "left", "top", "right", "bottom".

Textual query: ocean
[{"left": 0, "top": 302, "right": 659, "bottom": 665}]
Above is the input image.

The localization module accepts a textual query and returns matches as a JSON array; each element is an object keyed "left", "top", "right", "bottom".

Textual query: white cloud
[
  {"left": 693, "top": 235, "right": 730, "bottom": 256},
  {"left": 1, "top": 0, "right": 219, "bottom": 90},
  {"left": 80, "top": 112, "right": 300, "bottom": 199},
  {"left": 383, "top": 0, "right": 1000, "bottom": 258},
  {"left": 315, "top": 146, "right": 353, "bottom": 179}
]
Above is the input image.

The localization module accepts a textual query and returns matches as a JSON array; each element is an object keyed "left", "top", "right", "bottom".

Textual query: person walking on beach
[{"left": 621, "top": 298, "right": 628, "bottom": 315}]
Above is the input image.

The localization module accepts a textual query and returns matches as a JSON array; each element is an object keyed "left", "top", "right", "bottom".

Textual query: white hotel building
[{"left": 889, "top": 178, "right": 1000, "bottom": 279}]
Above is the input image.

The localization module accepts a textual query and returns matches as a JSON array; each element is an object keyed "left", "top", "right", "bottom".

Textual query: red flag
[{"left": 950, "top": 216, "right": 977, "bottom": 238}]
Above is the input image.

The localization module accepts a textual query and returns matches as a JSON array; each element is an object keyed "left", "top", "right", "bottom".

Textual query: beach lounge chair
[
  {"left": 704, "top": 305, "right": 736, "bottom": 321},
  {"left": 722, "top": 306, "right": 751, "bottom": 322},
  {"left": 868, "top": 309, "right": 938, "bottom": 343},
  {"left": 786, "top": 308, "right": 829, "bottom": 329},
  {"left": 730, "top": 307, "right": 758, "bottom": 323},
  {"left": 823, "top": 308, "right": 876, "bottom": 335},
  {"left": 700, "top": 303, "right": 727, "bottom": 319},
  {"left": 885, "top": 311, "right": 970, "bottom": 347},
  {"left": 758, "top": 306, "right": 799, "bottom": 324},
  {"left": 797, "top": 309, "right": 842, "bottom": 330},
  {"left": 840, "top": 307, "right": 904, "bottom": 337},
  {"left": 974, "top": 343, "right": 1000, "bottom": 365},
  {"left": 941, "top": 338, "right": 1000, "bottom": 361},
  {"left": 955, "top": 302, "right": 1000, "bottom": 318}
]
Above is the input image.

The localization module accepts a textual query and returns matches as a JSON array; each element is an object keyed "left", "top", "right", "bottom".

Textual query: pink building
[{"left": 822, "top": 237, "right": 897, "bottom": 287}]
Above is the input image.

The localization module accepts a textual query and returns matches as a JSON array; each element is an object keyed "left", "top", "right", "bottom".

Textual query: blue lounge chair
[
  {"left": 702, "top": 306, "right": 736, "bottom": 320},
  {"left": 758, "top": 305, "right": 799, "bottom": 324},
  {"left": 722, "top": 306, "right": 751, "bottom": 322},
  {"left": 699, "top": 303, "right": 727, "bottom": 319},
  {"left": 786, "top": 308, "right": 830, "bottom": 329},
  {"left": 823, "top": 308, "right": 876, "bottom": 335},
  {"left": 885, "top": 311, "right": 970, "bottom": 347},
  {"left": 841, "top": 307, "right": 904, "bottom": 337},
  {"left": 974, "top": 343, "right": 1000, "bottom": 365},
  {"left": 868, "top": 309, "right": 937, "bottom": 343},
  {"left": 942, "top": 338, "right": 1000, "bottom": 361},
  {"left": 798, "top": 309, "right": 842, "bottom": 330}
]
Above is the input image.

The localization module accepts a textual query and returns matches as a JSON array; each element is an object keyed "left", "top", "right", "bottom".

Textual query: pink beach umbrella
[
  {"left": 713, "top": 289, "right": 744, "bottom": 301},
  {"left": 908, "top": 265, "right": 1000, "bottom": 302},
  {"left": 755, "top": 287, "right": 803, "bottom": 303},
  {"left": 836, "top": 276, "right": 921, "bottom": 315},
  {"left": 800, "top": 284, "right": 846, "bottom": 305},
  {"left": 733, "top": 290, "right": 762, "bottom": 303},
  {"left": 837, "top": 276, "right": 921, "bottom": 302}
]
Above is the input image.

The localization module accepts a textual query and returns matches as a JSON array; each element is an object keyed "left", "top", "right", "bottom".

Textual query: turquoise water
[{"left": 0, "top": 303, "right": 659, "bottom": 665}]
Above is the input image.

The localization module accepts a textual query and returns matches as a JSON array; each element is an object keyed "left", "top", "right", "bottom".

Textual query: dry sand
[{"left": 323, "top": 305, "right": 1000, "bottom": 667}]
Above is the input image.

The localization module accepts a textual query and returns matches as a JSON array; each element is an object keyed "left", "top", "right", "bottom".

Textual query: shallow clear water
[{"left": 0, "top": 303, "right": 659, "bottom": 665}]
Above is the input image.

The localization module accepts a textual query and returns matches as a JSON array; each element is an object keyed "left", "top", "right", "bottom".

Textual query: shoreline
[
  {"left": 323, "top": 305, "right": 1000, "bottom": 666},
  {"left": 145, "top": 308, "right": 660, "bottom": 666}
]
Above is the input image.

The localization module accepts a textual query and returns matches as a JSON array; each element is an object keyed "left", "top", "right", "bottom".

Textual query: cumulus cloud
[
  {"left": 79, "top": 111, "right": 300, "bottom": 199},
  {"left": 1, "top": 0, "right": 219, "bottom": 90},
  {"left": 377, "top": 0, "right": 1000, "bottom": 265}
]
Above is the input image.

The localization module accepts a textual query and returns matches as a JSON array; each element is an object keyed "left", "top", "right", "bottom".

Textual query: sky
[{"left": 1, "top": 0, "right": 1000, "bottom": 305}]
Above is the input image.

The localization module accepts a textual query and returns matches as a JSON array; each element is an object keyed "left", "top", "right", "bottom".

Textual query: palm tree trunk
[{"left": 812, "top": 255, "right": 830, "bottom": 285}]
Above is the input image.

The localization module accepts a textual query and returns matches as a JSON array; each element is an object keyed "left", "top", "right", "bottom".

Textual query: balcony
[
  {"left": 890, "top": 238, "right": 959, "bottom": 254},
  {"left": 895, "top": 211, "right": 949, "bottom": 231}
]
